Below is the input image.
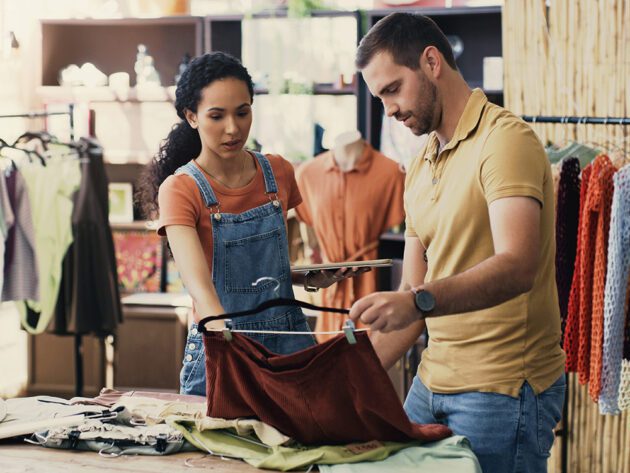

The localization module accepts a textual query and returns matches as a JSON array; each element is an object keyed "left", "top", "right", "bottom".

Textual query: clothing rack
[
  {"left": 523, "top": 113, "right": 628, "bottom": 473},
  {"left": 0, "top": 104, "right": 75, "bottom": 140},
  {"left": 522, "top": 115, "right": 630, "bottom": 125},
  {"left": 0, "top": 106, "right": 85, "bottom": 396}
]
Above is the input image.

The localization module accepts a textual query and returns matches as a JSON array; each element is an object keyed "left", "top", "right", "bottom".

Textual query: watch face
[{"left": 415, "top": 290, "right": 435, "bottom": 313}]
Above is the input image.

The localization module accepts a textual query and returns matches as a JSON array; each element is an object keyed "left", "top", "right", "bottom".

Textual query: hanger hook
[{"left": 252, "top": 277, "right": 280, "bottom": 297}]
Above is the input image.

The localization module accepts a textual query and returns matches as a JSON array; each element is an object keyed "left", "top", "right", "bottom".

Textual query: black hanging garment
[{"left": 50, "top": 138, "right": 122, "bottom": 336}]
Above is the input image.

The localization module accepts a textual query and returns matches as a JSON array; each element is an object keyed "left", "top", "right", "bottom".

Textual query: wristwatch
[
  {"left": 411, "top": 288, "right": 436, "bottom": 318},
  {"left": 303, "top": 271, "right": 319, "bottom": 293}
]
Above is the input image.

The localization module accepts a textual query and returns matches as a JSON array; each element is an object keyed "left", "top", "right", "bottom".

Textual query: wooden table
[{"left": 0, "top": 441, "right": 288, "bottom": 473}]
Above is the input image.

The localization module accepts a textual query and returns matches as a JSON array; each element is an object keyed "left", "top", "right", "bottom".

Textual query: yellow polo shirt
[{"left": 405, "top": 89, "right": 566, "bottom": 397}]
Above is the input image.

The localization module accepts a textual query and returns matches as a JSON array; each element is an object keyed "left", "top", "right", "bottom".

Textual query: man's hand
[
  {"left": 306, "top": 267, "right": 371, "bottom": 289},
  {"left": 349, "top": 291, "right": 420, "bottom": 332}
]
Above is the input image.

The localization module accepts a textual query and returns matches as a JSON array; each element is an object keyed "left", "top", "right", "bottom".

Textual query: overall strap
[
  {"left": 253, "top": 152, "right": 279, "bottom": 196},
  {"left": 174, "top": 161, "right": 218, "bottom": 207}
]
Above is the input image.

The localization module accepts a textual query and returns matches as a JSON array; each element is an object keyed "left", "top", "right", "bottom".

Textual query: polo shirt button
[{"left": 432, "top": 178, "right": 438, "bottom": 185}]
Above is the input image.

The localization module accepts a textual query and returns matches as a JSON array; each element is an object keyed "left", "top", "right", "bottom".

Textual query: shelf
[
  {"left": 110, "top": 220, "right": 158, "bottom": 232},
  {"left": 205, "top": 9, "right": 360, "bottom": 22},
  {"left": 367, "top": 5, "right": 501, "bottom": 17},
  {"left": 253, "top": 84, "right": 356, "bottom": 96},
  {"left": 37, "top": 86, "right": 176, "bottom": 103},
  {"left": 41, "top": 18, "right": 203, "bottom": 87}
]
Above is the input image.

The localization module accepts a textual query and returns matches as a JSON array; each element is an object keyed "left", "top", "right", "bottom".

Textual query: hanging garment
[
  {"left": 546, "top": 141, "right": 599, "bottom": 167},
  {"left": 619, "top": 302, "right": 630, "bottom": 411},
  {"left": 203, "top": 330, "right": 452, "bottom": 445},
  {"left": 0, "top": 173, "right": 14, "bottom": 296},
  {"left": 49, "top": 140, "right": 122, "bottom": 336},
  {"left": 2, "top": 169, "right": 39, "bottom": 302},
  {"left": 599, "top": 164, "right": 630, "bottom": 413},
  {"left": 16, "top": 156, "right": 81, "bottom": 333},
  {"left": 583, "top": 156, "right": 616, "bottom": 398},
  {"left": 295, "top": 143, "right": 405, "bottom": 342},
  {"left": 564, "top": 164, "right": 593, "bottom": 369},
  {"left": 555, "top": 157, "right": 581, "bottom": 337},
  {"left": 170, "top": 153, "right": 315, "bottom": 396}
]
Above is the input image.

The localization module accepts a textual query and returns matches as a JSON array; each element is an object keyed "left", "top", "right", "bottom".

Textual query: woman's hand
[{"left": 305, "top": 267, "right": 371, "bottom": 289}]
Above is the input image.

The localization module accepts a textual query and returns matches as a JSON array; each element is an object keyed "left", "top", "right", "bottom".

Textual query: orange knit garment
[
  {"left": 586, "top": 156, "right": 616, "bottom": 400},
  {"left": 564, "top": 165, "right": 592, "bottom": 372}
]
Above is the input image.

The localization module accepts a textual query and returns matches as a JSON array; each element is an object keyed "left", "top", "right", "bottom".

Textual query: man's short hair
[{"left": 356, "top": 13, "right": 457, "bottom": 71}]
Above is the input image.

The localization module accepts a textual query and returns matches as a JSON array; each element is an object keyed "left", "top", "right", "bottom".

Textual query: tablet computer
[{"left": 291, "top": 259, "right": 393, "bottom": 273}]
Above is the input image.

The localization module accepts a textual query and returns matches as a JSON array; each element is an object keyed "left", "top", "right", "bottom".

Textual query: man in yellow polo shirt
[{"left": 349, "top": 13, "right": 566, "bottom": 473}]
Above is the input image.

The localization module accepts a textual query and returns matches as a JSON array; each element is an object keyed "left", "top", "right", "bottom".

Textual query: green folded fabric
[
  {"left": 318, "top": 436, "right": 481, "bottom": 473},
  {"left": 168, "top": 418, "right": 418, "bottom": 471}
]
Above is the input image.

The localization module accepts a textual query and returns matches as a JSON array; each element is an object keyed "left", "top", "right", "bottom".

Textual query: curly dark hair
[{"left": 136, "top": 52, "right": 254, "bottom": 218}]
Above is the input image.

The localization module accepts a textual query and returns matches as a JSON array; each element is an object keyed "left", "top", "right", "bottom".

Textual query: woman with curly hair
[{"left": 137, "top": 52, "right": 354, "bottom": 396}]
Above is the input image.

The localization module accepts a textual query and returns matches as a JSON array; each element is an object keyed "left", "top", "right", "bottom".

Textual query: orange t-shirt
[
  {"left": 157, "top": 153, "right": 302, "bottom": 317},
  {"left": 295, "top": 143, "right": 406, "bottom": 341}
]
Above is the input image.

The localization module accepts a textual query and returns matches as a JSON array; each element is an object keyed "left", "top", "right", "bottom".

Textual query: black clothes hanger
[
  {"left": 198, "top": 298, "right": 349, "bottom": 329},
  {"left": 198, "top": 297, "right": 358, "bottom": 345},
  {"left": 0, "top": 138, "right": 46, "bottom": 166},
  {"left": 14, "top": 131, "right": 52, "bottom": 150}
]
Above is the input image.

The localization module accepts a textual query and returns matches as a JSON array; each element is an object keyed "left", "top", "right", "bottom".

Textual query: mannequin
[
  {"left": 295, "top": 130, "right": 406, "bottom": 342},
  {"left": 332, "top": 130, "right": 365, "bottom": 172}
]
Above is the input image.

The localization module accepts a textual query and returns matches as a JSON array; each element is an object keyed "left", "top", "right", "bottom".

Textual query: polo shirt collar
[
  {"left": 325, "top": 141, "right": 374, "bottom": 173},
  {"left": 423, "top": 88, "right": 488, "bottom": 162}
]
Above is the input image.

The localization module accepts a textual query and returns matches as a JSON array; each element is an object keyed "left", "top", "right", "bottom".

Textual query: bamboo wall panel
[{"left": 504, "top": 0, "right": 629, "bottom": 152}]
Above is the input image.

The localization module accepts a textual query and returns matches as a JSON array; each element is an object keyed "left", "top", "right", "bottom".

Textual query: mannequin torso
[{"left": 332, "top": 130, "right": 365, "bottom": 172}]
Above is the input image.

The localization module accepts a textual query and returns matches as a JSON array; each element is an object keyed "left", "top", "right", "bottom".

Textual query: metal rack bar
[
  {"left": 0, "top": 104, "right": 75, "bottom": 140},
  {"left": 522, "top": 115, "right": 630, "bottom": 125}
]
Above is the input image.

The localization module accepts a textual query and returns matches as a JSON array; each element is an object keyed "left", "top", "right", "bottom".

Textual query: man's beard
[{"left": 411, "top": 80, "right": 438, "bottom": 136}]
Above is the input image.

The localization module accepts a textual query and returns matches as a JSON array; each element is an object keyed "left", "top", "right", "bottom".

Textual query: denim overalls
[{"left": 176, "top": 153, "right": 316, "bottom": 395}]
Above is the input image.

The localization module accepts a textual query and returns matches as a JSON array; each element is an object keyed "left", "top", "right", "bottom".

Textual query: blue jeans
[{"left": 404, "top": 375, "right": 566, "bottom": 473}]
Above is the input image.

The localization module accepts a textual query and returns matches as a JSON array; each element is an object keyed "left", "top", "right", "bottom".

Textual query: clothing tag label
[{"left": 344, "top": 440, "right": 384, "bottom": 454}]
